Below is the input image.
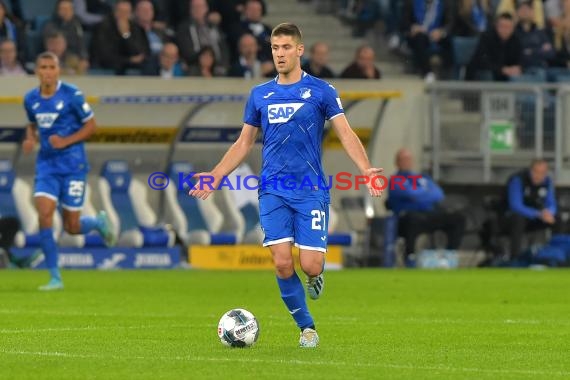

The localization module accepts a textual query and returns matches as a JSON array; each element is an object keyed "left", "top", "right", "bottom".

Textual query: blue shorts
[
  {"left": 34, "top": 173, "right": 87, "bottom": 211},
  {"left": 259, "top": 193, "right": 329, "bottom": 253}
]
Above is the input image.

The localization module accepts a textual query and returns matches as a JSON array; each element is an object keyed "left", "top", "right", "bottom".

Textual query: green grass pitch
[{"left": 1, "top": 269, "right": 570, "bottom": 379}]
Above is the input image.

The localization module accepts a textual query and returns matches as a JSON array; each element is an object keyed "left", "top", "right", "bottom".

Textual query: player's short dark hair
[
  {"left": 271, "top": 23, "right": 303, "bottom": 44},
  {"left": 36, "top": 51, "right": 60, "bottom": 66}
]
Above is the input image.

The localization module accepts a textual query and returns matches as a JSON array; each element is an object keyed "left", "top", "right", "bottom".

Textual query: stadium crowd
[
  {"left": 0, "top": 0, "right": 382, "bottom": 78},
  {"left": 3, "top": 0, "right": 570, "bottom": 80},
  {"left": 339, "top": 0, "right": 570, "bottom": 81}
]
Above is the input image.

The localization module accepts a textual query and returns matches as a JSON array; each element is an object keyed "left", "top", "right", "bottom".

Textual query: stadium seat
[
  {"left": 98, "top": 160, "right": 175, "bottom": 247},
  {"left": 452, "top": 36, "right": 479, "bottom": 80},
  {"left": 224, "top": 163, "right": 264, "bottom": 244},
  {"left": 163, "top": 162, "right": 238, "bottom": 245},
  {"left": 327, "top": 206, "right": 357, "bottom": 247},
  {"left": 19, "top": 0, "right": 58, "bottom": 25},
  {"left": 0, "top": 160, "right": 60, "bottom": 247}
]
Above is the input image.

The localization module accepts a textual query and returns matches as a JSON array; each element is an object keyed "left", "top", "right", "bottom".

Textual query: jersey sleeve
[
  {"left": 243, "top": 89, "right": 261, "bottom": 128},
  {"left": 70, "top": 90, "right": 94, "bottom": 123},
  {"left": 23, "top": 94, "right": 36, "bottom": 123},
  {"left": 322, "top": 83, "right": 344, "bottom": 120}
]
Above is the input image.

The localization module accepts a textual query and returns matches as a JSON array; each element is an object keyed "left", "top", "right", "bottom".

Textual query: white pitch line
[
  {"left": 0, "top": 325, "right": 202, "bottom": 334},
  {"left": 0, "top": 349, "right": 569, "bottom": 377}
]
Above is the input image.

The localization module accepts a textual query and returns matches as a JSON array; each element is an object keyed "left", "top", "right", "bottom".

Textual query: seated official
[
  {"left": 503, "top": 159, "right": 557, "bottom": 258},
  {"left": 386, "top": 148, "right": 466, "bottom": 262}
]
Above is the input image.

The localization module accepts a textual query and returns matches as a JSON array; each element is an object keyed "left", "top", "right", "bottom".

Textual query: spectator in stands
[
  {"left": 548, "top": 0, "right": 570, "bottom": 67},
  {"left": 228, "top": 33, "right": 274, "bottom": 78},
  {"left": 176, "top": 0, "right": 227, "bottom": 69},
  {"left": 130, "top": 0, "right": 168, "bottom": 29},
  {"left": 401, "top": 0, "right": 453, "bottom": 79},
  {"left": 43, "top": 0, "right": 89, "bottom": 74},
  {"left": 91, "top": 0, "right": 149, "bottom": 74},
  {"left": 515, "top": 0, "right": 555, "bottom": 70},
  {"left": 451, "top": 0, "right": 493, "bottom": 37},
  {"left": 143, "top": 42, "right": 185, "bottom": 78},
  {"left": 503, "top": 159, "right": 557, "bottom": 259},
  {"left": 45, "top": 32, "right": 86, "bottom": 75},
  {"left": 168, "top": 0, "right": 259, "bottom": 32},
  {"left": 0, "top": 0, "right": 25, "bottom": 62},
  {"left": 496, "top": 0, "right": 545, "bottom": 28},
  {"left": 134, "top": 0, "right": 169, "bottom": 59},
  {"left": 73, "top": 0, "right": 112, "bottom": 29},
  {"left": 188, "top": 45, "right": 226, "bottom": 77},
  {"left": 467, "top": 13, "right": 522, "bottom": 80},
  {"left": 386, "top": 148, "right": 466, "bottom": 265},
  {"left": 301, "top": 42, "right": 335, "bottom": 78},
  {"left": 0, "top": 39, "right": 26, "bottom": 76},
  {"left": 339, "top": 45, "right": 381, "bottom": 79},
  {"left": 229, "top": 0, "right": 272, "bottom": 61}
]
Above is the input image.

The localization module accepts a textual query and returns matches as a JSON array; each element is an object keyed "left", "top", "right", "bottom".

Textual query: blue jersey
[
  {"left": 24, "top": 81, "right": 94, "bottom": 175},
  {"left": 243, "top": 72, "right": 344, "bottom": 202}
]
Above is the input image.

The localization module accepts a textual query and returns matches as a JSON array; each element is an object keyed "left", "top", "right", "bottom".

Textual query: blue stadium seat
[
  {"left": 98, "top": 160, "right": 175, "bottom": 247},
  {"left": 452, "top": 36, "right": 479, "bottom": 80},
  {"left": 19, "top": 0, "right": 58, "bottom": 25},
  {"left": 164, "top": 162, "right": 239, "bottom": 245},
  {"left": 87, "top": 68, "right": 116, "bottom": 76}
]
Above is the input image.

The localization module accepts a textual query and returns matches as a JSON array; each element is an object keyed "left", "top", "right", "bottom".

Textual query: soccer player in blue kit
[
  {"left": 22, "top": 52, "right": 116, "bottom": 291},
  {"left": 190, "top": 23, "right": 383, "bottom": 347}
]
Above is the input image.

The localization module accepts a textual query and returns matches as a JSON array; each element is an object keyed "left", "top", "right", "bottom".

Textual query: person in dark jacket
[
  {"left": 504, "top": 159, "right": 557, "bottom": 258},
  {"left": 301, "top": 42, "right": 335, "bottom": 79},
  {"left": 467, "top": 12, "right": 522, "bottom": 80},
  {"left": 90, "top": 0, "right": 149, "bottom": 74},
  {"left": 386, "top": 148, "right": 466, "bottom": 263},
  {"left": 43, "top": 0, "right": 89, "bottom": 72},
  {"left": 339, "top": 45, "right": 381, "bottom": 79},
  {"left": 451, "top": 0, "right": 492, "bottom": 37},
  {"left": 515, "top": 0, "right": 554, "bottom": 70},
  {"left": 401, "top": 0, "right": 453, "bottom": 77}
]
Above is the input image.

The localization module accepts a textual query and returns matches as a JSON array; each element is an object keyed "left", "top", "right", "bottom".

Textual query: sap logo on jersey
[
  {"left": 268, "top": 103, "right": 304, "bottom": 124},
  {"left": 36, "top": 113, "right": 59, "bottom": 128}
]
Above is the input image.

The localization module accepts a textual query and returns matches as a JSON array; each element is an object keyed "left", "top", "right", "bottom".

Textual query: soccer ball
[{"left": 217, "top": 308, "right": 259, "bottom": 348}]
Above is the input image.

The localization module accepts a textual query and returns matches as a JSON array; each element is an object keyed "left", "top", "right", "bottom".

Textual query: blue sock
[
  {"left": 40, "top": 228, "right": 60, "bottom": 282},
  {"left": 277, "top": 272, "right": 314, "bottom": 330},
  {"left": 80, "top": 216, "right": 103, "bottom": 234}
]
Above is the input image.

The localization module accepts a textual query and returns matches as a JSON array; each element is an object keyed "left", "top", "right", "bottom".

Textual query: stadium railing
[{"left": 425, "top": 81, "right": 570, "bottom": 185}]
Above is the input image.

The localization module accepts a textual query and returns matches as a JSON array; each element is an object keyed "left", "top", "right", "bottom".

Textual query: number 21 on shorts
[{"left": 311, "top": 209, "right": 326, "bottom": 231}]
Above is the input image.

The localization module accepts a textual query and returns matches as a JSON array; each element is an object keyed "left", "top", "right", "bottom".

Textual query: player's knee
[
  {"left": 301, "top": 255, "right": 324, "bottom": 277},
  {"left": 273, "top": 256, "right": 294, "bottom": 276},
  {"left": 302, "top": 263, "right": 323, "bottom": 277},
  {"left": 64, "top": 220, "right": 81, "bottom": 234},
  {"left": 37, "top": 212, "right": 54, "bottom": 227}
]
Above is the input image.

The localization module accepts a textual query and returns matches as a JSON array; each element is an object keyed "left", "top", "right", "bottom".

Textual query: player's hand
[
  {"left": 22, "top": 138, "right": 36, "bottom": 154},
  {"left": 363, "top": 167, "right": 384, "bottom": 197},
  {"left": 188, "top": 172, "right": 221, "bottom": 200},
  {"left": 48, "top": 134, "right": 67, "bottom": 149}
]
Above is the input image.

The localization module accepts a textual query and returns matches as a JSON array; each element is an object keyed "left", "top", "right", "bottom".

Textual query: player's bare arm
[
  {"left": 189, "top": 123, "right": 259, "bottom": 200},
  {"left": 22, "top": 123, "right": 38, "bottom": 154},
  {"left": 330, "top": 114, "right": 383, "bottom": 197},
  {"left": 48, "top": 117, "right": 97, "bottom": 149}
]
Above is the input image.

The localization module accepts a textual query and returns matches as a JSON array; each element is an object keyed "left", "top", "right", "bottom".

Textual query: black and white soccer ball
[{"left": 217, "top": 308, "right": 259, "bottom": 347}]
